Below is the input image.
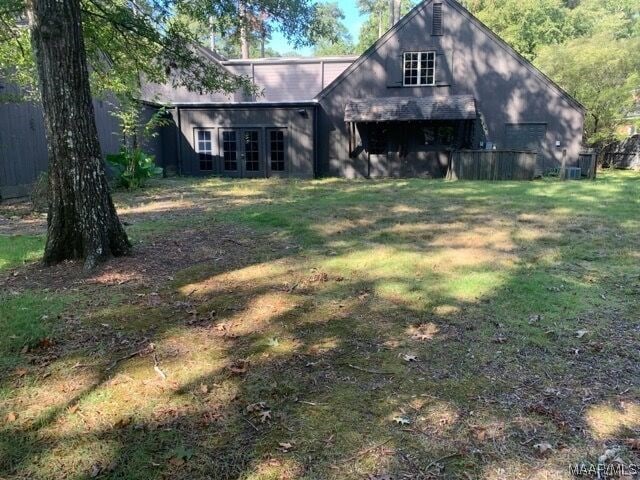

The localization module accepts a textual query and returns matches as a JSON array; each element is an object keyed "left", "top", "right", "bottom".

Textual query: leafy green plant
[{"left": 107, "top": 148, "right": 163, "bottom": 189}]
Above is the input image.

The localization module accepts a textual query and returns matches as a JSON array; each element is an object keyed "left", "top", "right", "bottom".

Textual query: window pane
[
  {"left": 269, "top": 130, "right": 285, "bottom": 171},
  {"left": 405, "top": 51, "right": 436, "bottom": 86},
  {"left": 197, "top": 130, "right": 213, "bottom": 170},
  {"left": 222, "top": 131, "right": 237, "bottom": 170},
  {"left": 244, "top": 130, "right": 260, "bottom": 172}
]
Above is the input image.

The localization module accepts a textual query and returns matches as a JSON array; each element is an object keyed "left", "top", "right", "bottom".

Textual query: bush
[{"left": 107, "top": 148, "right": 163, "bottom": 189}]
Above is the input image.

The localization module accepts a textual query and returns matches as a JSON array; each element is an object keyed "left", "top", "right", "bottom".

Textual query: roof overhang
[
  {"left": 169, "top": 101, "right": 318, "bottom": 108},
  {"left": 344, "top": 95, "right": 477, "bottom": 122}
]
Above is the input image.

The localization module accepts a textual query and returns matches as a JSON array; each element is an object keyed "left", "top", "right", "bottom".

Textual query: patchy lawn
[{"left": 1, "top": 171, "right": 639, "bottom": 479}]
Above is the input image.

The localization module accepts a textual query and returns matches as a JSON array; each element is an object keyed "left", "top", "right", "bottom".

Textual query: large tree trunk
[
  {"left": 239, "top": 1, "right": 250, "bottom": 59},
  {"left": 30, "top": 0, "right": 130, "bottom": 270}
]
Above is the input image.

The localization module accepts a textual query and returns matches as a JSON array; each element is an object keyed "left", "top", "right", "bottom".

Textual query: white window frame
[
  {"left": 195, "top": 129, "right": 214, "bottom": 155},
  {"left": 195, "top": 128, "right": 214, "bottom": 171},
  {"left": 403, "top": 51, "right": 436, "bottom": 86}
]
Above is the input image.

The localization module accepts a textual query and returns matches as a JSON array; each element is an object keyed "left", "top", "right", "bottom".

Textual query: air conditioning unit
[{"left": 561, "top": 167, "right": 581, "bottom": 180}]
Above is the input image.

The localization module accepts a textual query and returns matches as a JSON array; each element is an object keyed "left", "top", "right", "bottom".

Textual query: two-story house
[{"left": 148, "top": 0, "right": 585, "bottom": 179}]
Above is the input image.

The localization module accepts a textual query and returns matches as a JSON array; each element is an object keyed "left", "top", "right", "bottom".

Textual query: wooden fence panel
[
  {"left": 577, "top": 152, "right": 597, "bottom": 179},
  {"left": 449, "top": 150, "right": 537, "bottom": 181}
]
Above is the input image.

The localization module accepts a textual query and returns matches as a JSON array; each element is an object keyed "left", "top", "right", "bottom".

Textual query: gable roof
[{"left": 315, "top": 0, "right": 585, "bottom": 112}]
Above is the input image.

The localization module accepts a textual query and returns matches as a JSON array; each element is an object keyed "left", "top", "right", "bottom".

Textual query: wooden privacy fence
[
  {"left": 577, "top": 152, "right": 597, "bottom": 179},
  {"left": 447, "top": 150, "right": 537, "bottom": 181}
]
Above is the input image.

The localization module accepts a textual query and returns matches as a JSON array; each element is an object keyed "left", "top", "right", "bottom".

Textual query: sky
[{"left": 267, "top": 1, "right": 366, "bottom": 56}]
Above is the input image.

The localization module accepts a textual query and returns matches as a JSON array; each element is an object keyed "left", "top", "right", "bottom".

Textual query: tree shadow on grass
[{"left": 1, "top": 173, "right": 639, "bottom": 479}]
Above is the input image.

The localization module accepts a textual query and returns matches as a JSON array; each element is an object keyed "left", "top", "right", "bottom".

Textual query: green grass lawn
[
  {"left": 0, "top": 235, "right": 44, "bottom": 271},
  {"left": 1, "top": 171, "right": 639, "bottom": 479}
]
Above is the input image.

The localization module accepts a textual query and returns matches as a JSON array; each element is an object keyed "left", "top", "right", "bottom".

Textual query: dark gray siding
[
  {"left": 142, "top": 57, "right": 355, "bottom": 104},
  {"left": 317, "top": 0, "right": 585, "bottom": 178},
  {"left": 173, "top": 105, "right": 314, "bottom": 178},
  {"left": 0, "top": 94, "right": 167, "bottom": 198}
]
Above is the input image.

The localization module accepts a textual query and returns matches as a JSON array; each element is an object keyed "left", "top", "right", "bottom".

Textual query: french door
[
  {"left": 267, "top": 128, "right": 288, "bottom": 177},
  {"left": 220, "top": 128, "right": 263, "bottom": 178}
]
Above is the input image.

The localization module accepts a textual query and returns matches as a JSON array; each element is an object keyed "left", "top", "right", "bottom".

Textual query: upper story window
[{"left": 403, "top": 52, "right": 436, "bottom": 86}]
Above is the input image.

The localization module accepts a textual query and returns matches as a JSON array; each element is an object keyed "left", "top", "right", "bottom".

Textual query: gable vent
[{"left": 432, "top": 3, "right": 443, "bottom": 35}]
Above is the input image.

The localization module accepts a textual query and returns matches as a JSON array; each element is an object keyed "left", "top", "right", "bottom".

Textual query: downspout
[
  {"left": 313, "top": 103, "right": 318, "bottom": 178},
  {"left": 175, "top": 106, "right": 183, "bottom": 175}
]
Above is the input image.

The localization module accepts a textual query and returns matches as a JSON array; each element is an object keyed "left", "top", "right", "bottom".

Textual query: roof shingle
[{"left": 344, "top": 95, "right": 477, "bottom": 122}]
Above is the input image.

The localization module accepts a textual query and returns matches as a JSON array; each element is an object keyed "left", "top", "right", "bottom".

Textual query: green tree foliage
[
  {"left": 463, "top": 0, "right": 640, "bottom": 143},
  {"left": 313, "top": 2, "right": 356, "bottom": 56},
  {"left": 536, "top": 34, "right": 640, "bottom": 144},
  {"left": 0, "top": 0, "right": 333, "bottom": 99},
  {"left": 464, "top": 0, "right": 577, "bottom": 60},
  {"left": 356, "top": 0, "right": 414, "bottom": 53}
]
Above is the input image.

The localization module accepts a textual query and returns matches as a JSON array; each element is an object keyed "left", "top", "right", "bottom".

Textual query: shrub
[{"left": 107, "top": 148, "right": 163, "bottom": 189}]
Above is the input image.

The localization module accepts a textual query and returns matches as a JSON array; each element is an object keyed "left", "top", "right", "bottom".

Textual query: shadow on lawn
[{"left": 1, "top": 173, "right": 639, "bottom": 479}]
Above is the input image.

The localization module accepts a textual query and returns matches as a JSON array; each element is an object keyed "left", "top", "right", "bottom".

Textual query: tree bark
[
  {"left": 239, "top": 1, "right": 250, "bottom": 59},
  {"left": 30, "top": 0, "right": 131, "bottom": 270}
]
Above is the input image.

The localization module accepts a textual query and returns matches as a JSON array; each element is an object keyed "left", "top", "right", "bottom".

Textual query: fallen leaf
[
  {"left": 598, "top": 448, "right": 619, "bottom": 464},
  {"left": 5, "top": 411, "right": 18, "bottom": 423},
  {"left": 624, "top": 438, "right": 640, "bottom": 450},
  {"left": 229, "top": 359, "right": 249, "bottom": 374},
  {"left": 168, "top": 457, "right": 185, "bottom": 467},
  {"left": 408, "top": 322, "right": 439, "bottom": 341},
  {"left": 393, "top": 416, "right": 411, "bottom": 425},
  {"left": 114, "top": 417, "right": 132, "bottom": 429},
  {"left": 154, "top": 364, "right": 167, "bottom": 380},
  {"left": 528, "top": 314, "right": 542, "bottom": 324},
  {"left": 576, "top": 330, "right": 589, "bottom": 338},
  {"left": 259, "top": 410, "right": 272, "bottom": 423},
  {"left": 533, "top": 442, "right": 554, "bottom": 456},
  {"left": 246, "top": 402, "right": 268, "bottom": 413},
  {"left": 472, "top": 425, "right": 487, "bottom": 441},
  {"left": 37, "top": 338, "right": 55, "bottom": 349},
  {"left": 278, "top": 441, "right": 294, "bottom": 452},
  {"left": 90, "top": 464, "right": 101, "bottom": 477}
]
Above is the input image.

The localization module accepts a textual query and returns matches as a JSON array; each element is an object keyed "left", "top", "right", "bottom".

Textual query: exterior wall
[
  {"left": 317, "top": 0, "right": 585, "bottom": 178},
  {"left": 173, "top": 105, "right": 314, "bottom": 178},
  {"left": 0, "top": 93, "right": 127, "bottom": 199},
  {"left": 142, "top": 57, "right": 356, "bottom": 105}
]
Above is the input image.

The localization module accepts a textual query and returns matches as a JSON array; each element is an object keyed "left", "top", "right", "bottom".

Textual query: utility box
[{"left": 560, "top": 167, "right": 582, "bottom": 180}]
